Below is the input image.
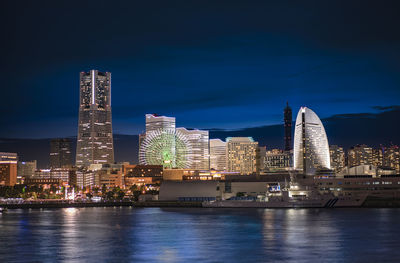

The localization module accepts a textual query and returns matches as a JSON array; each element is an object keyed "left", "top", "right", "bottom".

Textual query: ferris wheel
[{"left": 139, "top": 128, "right": 193, "bottom": 169}]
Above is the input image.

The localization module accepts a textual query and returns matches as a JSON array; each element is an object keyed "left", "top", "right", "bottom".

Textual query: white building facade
[
  {"left": 210, "top": 139, "right": 227, "bottom": 171},
  {"left": 293, "top": 107, "right": 330, "bottom": 175}
]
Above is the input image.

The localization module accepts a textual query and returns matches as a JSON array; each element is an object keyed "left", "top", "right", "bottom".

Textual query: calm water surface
[{"left": 0, "top": 207, "right": 399, "bottom": 262}]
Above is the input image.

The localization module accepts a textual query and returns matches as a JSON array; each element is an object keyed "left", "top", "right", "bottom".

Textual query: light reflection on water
[{"left": 0, "top": 208, "right": 400, "bottom": 262}]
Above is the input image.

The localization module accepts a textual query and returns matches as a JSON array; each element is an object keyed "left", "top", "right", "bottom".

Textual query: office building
[
  {"left": 95, "top": 164, "right": 124, "bottom": 188},
  {"left": 17, "top": 160, "right": 37, "bottom": 183},
  {"left": 284, "top": 102, "right": 292, "bottom": 151},
  {"left": 226, "top": 137, "right": 258, "bottom": 175},
  {"left": 210, "top": 139, "right": 227, "bottom": 171},
  {"left": 50, "top": 138, "right": 72, "bottom": 168},
  {"left": 329, "top": 145, "right": 345, "bottom": 172},
  {"left": 176, "top": 128, "right": 209, "bottom": 170},
  {"left": 0, "top": 152, "right": 18, "bottom": 186},
  {"left": 293, "top": 107, "right": 330, "bottom": 175},
  {"left": 76, "top": 70, "right": 114, "bottom": 167},
  {"left": 265, "top": 149, "right": 292, "bottom": 172}
]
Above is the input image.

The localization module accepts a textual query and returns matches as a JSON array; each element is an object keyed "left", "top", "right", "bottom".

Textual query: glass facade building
[
  {"left": 76, "top": 70, "right": 114, "bottom": 167},
  {"left": 293, "top": 107, "right": 330, "bottom": 175},
  {"left": 50, "top": 138, "right": 72, "bottom": 168},
  {"left": 210, "top": 139, "right": 227, "bottom": 171},
  {"left": 176, "top": 128, "right": 209, "bottom": 170}
]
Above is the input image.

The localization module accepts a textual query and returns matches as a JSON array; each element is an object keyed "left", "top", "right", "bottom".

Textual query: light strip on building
[{"left": 91, "top": 70, "right": 95, "bottom": 105}]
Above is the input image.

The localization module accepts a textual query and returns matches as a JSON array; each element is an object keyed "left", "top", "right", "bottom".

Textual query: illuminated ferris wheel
[{"left": 139, "top": 128, "right": 193, "bottom": 169}]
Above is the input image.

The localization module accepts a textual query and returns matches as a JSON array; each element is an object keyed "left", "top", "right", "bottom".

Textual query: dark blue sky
[{"left": 2, "top": 0, "right": 400, "bottom": 138}]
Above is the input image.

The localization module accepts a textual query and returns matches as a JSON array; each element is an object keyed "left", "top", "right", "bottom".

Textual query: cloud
[{"left": 372, "top": 105, "right": 400, "bottom": 111}]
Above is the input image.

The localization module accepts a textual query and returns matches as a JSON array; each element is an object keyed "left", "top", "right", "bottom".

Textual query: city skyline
[{"left": 2, "top": 2, "right": 400, "bottom": 263}]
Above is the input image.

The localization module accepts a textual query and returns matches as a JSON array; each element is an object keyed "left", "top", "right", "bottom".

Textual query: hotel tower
[
  {"left": 293, "top": 107, "right": 330, "bottom": 175},
  {"left": 76, "top": 70, "right": 114, "bottom": 167}
]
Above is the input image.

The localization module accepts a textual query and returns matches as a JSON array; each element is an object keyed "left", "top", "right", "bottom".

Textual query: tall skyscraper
[
  {"left": 210, "top": 139, "right": 227, "bottom": 171},
  {"left": 293, "top": 107, "right": 330, "bottom": 175},
  {"left": 226, "top": 137, "right": 258, "bottom": 175},
  {"left": 50, "top": 138, "right": 72, "bottom": 168},
  {"left": 284, "top": 102, "right": 292, "bottom": 152},
  {"left": 329, "top": 145, "right": 345, "bottom": 172},
  {"left": 76, "top": 70, "right": 114, "bottom": 167},
  {"left": 176, "top": 128, "right": 209, "bottom": 170}
]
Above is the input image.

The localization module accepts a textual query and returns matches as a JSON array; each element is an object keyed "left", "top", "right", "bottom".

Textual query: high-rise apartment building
[
  {"left": 347, "top": 145, "right": 373, "bottom": 167},
  {"left": 329, "top": 145, "right": 345, "bottom": 172},
  {"left": 210, "top": 139, "right": 227, "bottom": 171},
  {"left": 372, "top": 148, "right": 384, "bottom": 167},
  {"left": 383, "top": 145, "right": 400, "bottom": 173},
  {"left": 226, "top": 137, "right": 258, "bottom": 175},
  {"left": 284, "top": 102, "right": 292, "bottom": 152},
  {"left": 50, "top": 138, "right": 72, "bottom": 168},
  {"left": 0, "top": 152, "right": 18, "bottom": 186},
  {"left": 176, "top": 128, "right": 209, "bottom": 170},
  {"left": 293, "top": 107, "right": 330, "bottom": 175},
  {"left": 76, "top": 70, "right": 114, "bottom": 167}
]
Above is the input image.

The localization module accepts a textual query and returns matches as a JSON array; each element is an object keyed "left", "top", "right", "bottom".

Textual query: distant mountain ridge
[{"left": 1, "top": 107, "right": 398, "bottom": 168}]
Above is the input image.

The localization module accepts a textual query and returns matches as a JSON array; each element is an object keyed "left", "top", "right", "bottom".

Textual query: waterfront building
[
  {"left": 34, "top": 168, "right": 70, "bottom": 184},
  {"left": 123, "top": 164, "right": 163, "bottom": 186},
  {"left": 329, "top": 145, "right": 345, "bottom": 172},
  {"left": 95, "top": 164, "right": 124, "bottom": 188},
  {"left": 176, "top": 128, "right": 209, "bottom": 170},
  {"left": 284, "top": 102, "right": 292, "bottom": 151},
  {"left": 76, "top": 70, "right": 114, "bottom": 167},
  {"left": 293, "top": 107, "right": 330, "bottom": 175},
  {"left": 347, "top": 144, "right": 373, "bottom": 167},
  {"left": 76, "top": 170, "right": 95, "bottom": 188},
  {"left": 226, "top": 137, "right": 258, "bottom": 175},
  {"left": 50, "top": 138, "right": 72, "bottom": 168},
  {"left": 265, "top": 149, "right": 292, "bottom": 172},
  {"left": 383, "top": 145, "right": 400, "bottom": 173},
  {"left": 210, "top": 139, "right": 227, "bottom": 171},
  {"left": 0, "top": 152, "right": 18, "bottom": 186},
  {"left": 24, "top": 178, "right": 64, "bottom": 188},
  {"left": 17, "top": 160, "right": 37, "bottom": 183}
]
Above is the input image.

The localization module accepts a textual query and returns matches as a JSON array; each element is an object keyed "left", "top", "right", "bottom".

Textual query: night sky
[{"left": 3, "top": 0, "right": 400, "bottom": 138}]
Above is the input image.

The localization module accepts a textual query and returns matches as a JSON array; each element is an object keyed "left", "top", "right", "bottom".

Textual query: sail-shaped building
[{"left": 293, "top": 107, "right": 330, "bottom": 175}]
